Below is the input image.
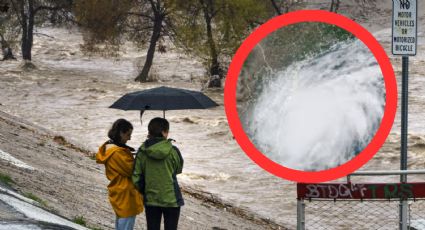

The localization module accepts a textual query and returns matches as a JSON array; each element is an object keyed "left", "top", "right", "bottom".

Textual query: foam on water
[{"left": 245, "top": 41, "right": 385, "bottom": 171}]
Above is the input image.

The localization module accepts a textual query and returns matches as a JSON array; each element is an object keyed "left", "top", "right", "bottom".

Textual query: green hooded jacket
[{"left": 132, "top": 137, "right": 184, "bottom": 207}]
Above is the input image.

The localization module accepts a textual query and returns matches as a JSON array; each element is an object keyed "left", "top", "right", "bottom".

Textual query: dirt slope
[{"left": 0, "top": 110, "right": 284, "bottom": 230}]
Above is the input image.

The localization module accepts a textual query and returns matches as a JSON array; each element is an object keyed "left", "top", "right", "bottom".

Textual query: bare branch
[
  {"left": 33, "top": 32, "right": 54, "bottom": 39},
  {"left": 147, "top": 0, "right": 158, "bottom": 14},
  {"left": 123, "top": 26, "right": 154, "bottom": 32},
  {"left": 127, "top": 12, "right": 154, "bottom": 20},
  {"left": 257, "top": 43, "right": 273, "bottom": 74},
  {"left": 9, "top": 0, "right": 23, "bottom": 27},
  {"left": 270, "top": 0, "right": 283, "bottom": 15}
]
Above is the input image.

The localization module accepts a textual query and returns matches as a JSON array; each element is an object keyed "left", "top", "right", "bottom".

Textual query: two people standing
[
  {"left": 133, "top": 118, "right": 184, "bottom": 229},
  {"left": 96, "top": 119, "right": 143, "bottom": 229},
  {"left": 96, "top": 118, "right": 184, "bottom": 230}
]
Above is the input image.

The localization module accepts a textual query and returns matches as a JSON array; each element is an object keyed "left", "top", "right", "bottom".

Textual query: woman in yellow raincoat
[{"left": 96, "top": 119, "right": 143, "bottom": 230}]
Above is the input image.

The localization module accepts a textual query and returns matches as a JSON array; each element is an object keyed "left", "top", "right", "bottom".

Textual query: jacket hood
[
  {"left": 142, "top": 138, "right": 173, "bottom": 160},
  {"left": 96, "top": 142, "right": 130, "bottom": 164}
]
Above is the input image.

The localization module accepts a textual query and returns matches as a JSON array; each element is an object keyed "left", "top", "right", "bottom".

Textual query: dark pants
[{"left": 145, "top": 206, "right": 181, "bottom": 230}]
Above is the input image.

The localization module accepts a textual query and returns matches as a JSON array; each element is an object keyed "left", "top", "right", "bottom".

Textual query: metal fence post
[
  {"left": 399, "top": 55, "right": 409, "bottom": 230},
  {"left": 400, "top": 200, "right": 408, "bottom": 230},
  {"left": 297, "top": 199, "right": 305, "bottom": 230}
]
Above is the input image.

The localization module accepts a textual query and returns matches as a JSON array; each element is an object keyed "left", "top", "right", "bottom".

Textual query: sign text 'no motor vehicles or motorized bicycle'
[{"left": 392, "top": 0, "right": 417, "bottom": 56}]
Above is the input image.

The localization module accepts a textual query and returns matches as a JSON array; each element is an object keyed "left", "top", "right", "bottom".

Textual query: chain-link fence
[
  {"left": 409, "top": 199, "right": 425, "bottom": 229},
  {"left": 297, "top": 171, "right": 425, "bottom": 229},
  {"left": 301, "top": 198, "right": 425, "bottom": 229}
]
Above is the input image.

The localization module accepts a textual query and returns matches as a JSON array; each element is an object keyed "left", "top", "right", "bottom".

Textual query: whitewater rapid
[{"left": 245, "top": 40, "right": 386, "bottom": 171}]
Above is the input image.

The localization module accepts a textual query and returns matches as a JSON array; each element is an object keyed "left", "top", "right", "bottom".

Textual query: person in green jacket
[{"left": 132, "top": 117, "right": 184, "bottom": 230}]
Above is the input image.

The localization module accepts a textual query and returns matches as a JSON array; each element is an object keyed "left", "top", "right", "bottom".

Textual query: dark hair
[
  {"left": 108, "top": 119, "right": 133, "bottom": 144},
  {"left": 148, "top": 117, "right": 169, "bottom": 138}
]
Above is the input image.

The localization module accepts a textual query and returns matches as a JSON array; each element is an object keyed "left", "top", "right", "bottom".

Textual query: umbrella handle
[{"left": 140, "top": 110, "right": 145, "bottom": 126}]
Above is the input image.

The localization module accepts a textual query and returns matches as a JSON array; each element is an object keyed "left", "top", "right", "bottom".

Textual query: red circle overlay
[{"left": 224, "top": 10, "right": 397, "bottom": 183}]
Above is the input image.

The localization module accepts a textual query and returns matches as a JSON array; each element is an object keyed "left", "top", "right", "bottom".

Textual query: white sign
[{"left": 392, "top": 0, "right": 417, "bottom": 56}]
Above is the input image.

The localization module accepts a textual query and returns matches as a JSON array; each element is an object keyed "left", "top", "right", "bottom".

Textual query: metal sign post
[{"left": 392, "top": 0, "right": 417, "bottom": 229}]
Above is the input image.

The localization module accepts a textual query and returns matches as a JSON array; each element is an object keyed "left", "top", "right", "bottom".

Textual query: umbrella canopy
[{"left": 109, "top": 86, "right": 219, "bottom": 111}]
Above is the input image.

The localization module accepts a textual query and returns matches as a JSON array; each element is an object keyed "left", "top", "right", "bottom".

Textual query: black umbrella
[{"left": 109, "top": 86, "right": 219, "bottom": 120}]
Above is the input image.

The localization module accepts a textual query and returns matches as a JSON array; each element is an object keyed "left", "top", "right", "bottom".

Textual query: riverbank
[{"left": 0, "top": 110, "right": 284, "bottom": 229}]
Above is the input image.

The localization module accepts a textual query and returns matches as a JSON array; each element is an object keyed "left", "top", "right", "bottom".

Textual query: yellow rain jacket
[{"left": 96, "top": 142, "right": 143, "bottom": 218}]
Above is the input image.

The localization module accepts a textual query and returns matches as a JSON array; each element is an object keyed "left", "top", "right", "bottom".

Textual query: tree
[
  {"left": 74, "top": 0, "right": 175, "bottom": 82},
  {"left": 74, "top": 0, "right": 130, "bottom": 55},
  {"left": 0, "top": 1, "right": 9, "bottom": 12},
  {"left": 330, "top": 0, "right": 340, "bottom": 13},
  {"left": 4, "top": 0, "right": 72, "bottom": 61},
  {"left": 0, "top": 0, "right": 19, "bottom": 60},
  {"left": 173, "top": 0, "right": 267, "bottom": 87},
  {"left": 269, "top": 0, "right": 300, "bottom": 15},
  {"left": 134, "top": 0, "right": 169, "bottom": 82},
  {"left": 1, "top": 33, "right": 16, "bottom": 60}
]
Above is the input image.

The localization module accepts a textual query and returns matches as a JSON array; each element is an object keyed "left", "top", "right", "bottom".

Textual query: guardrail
[{"left": 347, "top": 169, "right": 425, "bottom": 182}]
